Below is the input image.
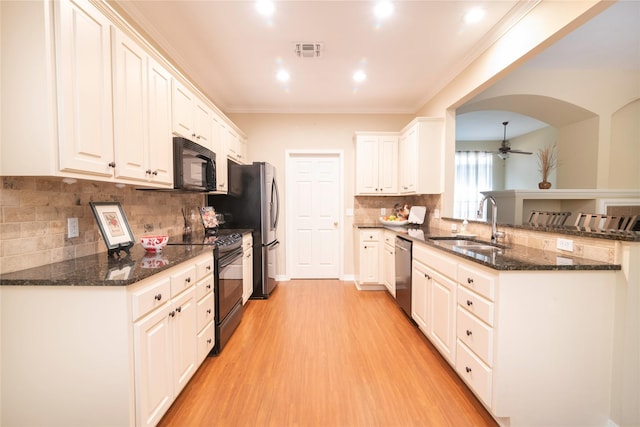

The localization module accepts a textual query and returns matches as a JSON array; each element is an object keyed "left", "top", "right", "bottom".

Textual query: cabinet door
[
  {"left": 355, "top": 135, "right": 379, "bottom": 194},
  {"left": 399, "top": 128, "right": 417, "bottom": 193},
  {"left": 172, "top": 80, "right": 194, "bottom": 138},
  {"left": 194, "top": 100, "right": 213, "bottom": 148},
  {"left": 383, "top": 243, "right": 395, "bottom": 296},
  {"left": 411, "top": 261, "right": 429, "bottom": 332},
  {"left": 172, "top": 287, "right": 197, "bottom": 395},
  {"left": 378, "top": 135, "right": 398, "bottom": 194},
  {"left": 56, "top": 0, "right": 114, "bottom": 176},
  {"left": 243, "top": 246, "right": 253, "bottom": 304},
  {"left": 147, "top": 57, "right": 173, "bottom": 185},
  {"left": 212, "top": 114, "right": 228, "bottom": 192},
  {"left": 134, "top": 303, "right": 173, "bottom": 427},
  {"left": 112, "top": 28, "right": 147, "bottom": 182},
  {"left": 360, "top": 241, "right": 380, "bottom": 283},
  {"left": 429, "top": 270, "right": 456, "bottom": 363}
]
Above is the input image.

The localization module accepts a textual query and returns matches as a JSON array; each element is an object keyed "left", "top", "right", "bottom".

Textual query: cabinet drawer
[
  {"left": 195, "top": 256, "right": 214, "bottom": 281},
  {"left": 458, "top": 285, "right": 494, "bottom": 326},
  {"left": 458, "top": 263, "right": 496, "bottom": 301},
  {"left": 196, "top": 275, "right": 214, "bottom": 301},
  {"left": 457, "top": 307, "right": 494, "bottom": 366},
  {"left": 383, "top": 231, "right": 395, "bottom": 246},
  {"left": 170, "top": 265, "right": 197, "bottom": 296},
  {"left": 197, "top": 320, "right": 215, "bottom": 363},
  {"left": 456, "top": 340, "right": 492, "bottom": 407},
  {"left": 413, "top": 244, "right": 457, "bottom": 280},
  {"left": 131, "top": 277, "right": 171, "bottom": 321},
  {"left": 196, "top": 292, "right": 215, "bottom": 332},
  {"left": 360, "top": 229, "right": 380, "bottom": 242}
]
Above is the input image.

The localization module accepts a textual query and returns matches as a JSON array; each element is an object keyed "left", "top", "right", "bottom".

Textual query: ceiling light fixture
[
  {"left": 374, "top": 1, "right": 394, "bottom": 20},
  {"left": 498, "top": 152, "right": 510, "bottom": 160},
  {"left": 464, "top": 7, "right": 485, "bottom": 24},
  {"left": 255, "top": 0, "right": 275, "bottom": 17},
  {"left": 276, "top": 69, "right": 290, "bottom": 82},
  {"left": 353, "top": 70, "right": 367, "bottom": 83}
]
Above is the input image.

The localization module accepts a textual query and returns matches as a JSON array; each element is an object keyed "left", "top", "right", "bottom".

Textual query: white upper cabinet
[
  {"left": 172, "top": 79, "right": 214, "bottom": 148},
  {"left": 355, "top": 133, "right": 398, "bottom": 195},
  {"left": 399, "top": 118, "right": 444, "bottom": 194},
  {"left": 1, "top": 0, "right": 243, "bottom": 187},
  {"left": 57, "top": 0, "right": 115, "bottom": 177},
  {"left": 211, "top": 114, "right": 228, "bottom": 193},
  {"left": 226, "top": 126, "right": 248, "bottom": 165},
  {"left": 112, "top": 27, "right": 172, "bottom": 186},
  {"left": 172, "top": 79, "right": 196, "bottom": 140},
  {"left": 112, "top": 27, "right": 147, "bottom": 182},
  {"left": 146, "top": 57, "right": 173, "bottom": 185}
]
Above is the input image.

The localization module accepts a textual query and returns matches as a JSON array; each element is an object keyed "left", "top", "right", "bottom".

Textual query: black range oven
[{"left": 213, "top": 238, "right": 243, "bottom": 355}]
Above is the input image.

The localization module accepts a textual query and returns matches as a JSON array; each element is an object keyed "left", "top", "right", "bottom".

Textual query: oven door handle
[{"left": 218, "top": 248, "right": 243, "bottom": 269}]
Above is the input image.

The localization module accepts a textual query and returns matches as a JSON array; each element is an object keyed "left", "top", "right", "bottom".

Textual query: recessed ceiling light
[
  {"left": 374, "top": 1, "right": 394, "bottom": 20},
  {"left": 464, "top": 7, "right": 485, "bottom": 24},
  {"left": 276, "top": 69, "right": 290, "bottom": 82},
  {"left": 255, "top": 0, "right": 275, "bottom": 17},
  {"left": 353, "top": 70, "right": 367, "bottom": 83}
]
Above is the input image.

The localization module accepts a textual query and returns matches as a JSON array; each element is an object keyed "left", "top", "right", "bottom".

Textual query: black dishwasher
[{"left": 395, "top": 236, "right": 412, "bottom": 317}]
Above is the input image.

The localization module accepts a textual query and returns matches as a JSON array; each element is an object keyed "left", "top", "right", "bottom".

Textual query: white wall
[
  {"left": 505, "top": 126, "right": 558, "bottom": 189},
  {"left": 226, "top": 113, "right": 413, "bottom": 278}
]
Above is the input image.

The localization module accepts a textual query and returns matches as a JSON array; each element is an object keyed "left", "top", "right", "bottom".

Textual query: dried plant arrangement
[{"left": 537, "top": 143, "right": 557, "bottom": 188}]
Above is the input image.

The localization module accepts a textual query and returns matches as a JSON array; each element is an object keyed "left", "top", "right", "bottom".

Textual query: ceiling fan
[{"left": 495, "top": 121, "right": 532, "bottom": 159}]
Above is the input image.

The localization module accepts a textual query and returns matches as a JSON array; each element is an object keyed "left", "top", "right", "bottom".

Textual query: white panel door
[{"left": 289, "top": 154, "right": 341, "bottom": 278}]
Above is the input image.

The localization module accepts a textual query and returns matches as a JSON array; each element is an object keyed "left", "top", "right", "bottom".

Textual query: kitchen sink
[{"left": 428, "top": 236, "right": 506, "bottom": 253}]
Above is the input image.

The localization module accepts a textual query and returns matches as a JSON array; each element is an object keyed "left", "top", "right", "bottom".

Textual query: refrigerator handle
[{"left": 271, "top": 176, "right": 280, "bottom": 231}]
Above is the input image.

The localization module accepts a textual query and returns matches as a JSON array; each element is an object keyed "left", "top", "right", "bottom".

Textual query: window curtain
[{"left": 454, "top": 151, "right": 493, "bottom": 220}]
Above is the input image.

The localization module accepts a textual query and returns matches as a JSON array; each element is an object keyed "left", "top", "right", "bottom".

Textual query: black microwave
[{"left": 173, "top": 137, "right": 216, "bottom": 191}]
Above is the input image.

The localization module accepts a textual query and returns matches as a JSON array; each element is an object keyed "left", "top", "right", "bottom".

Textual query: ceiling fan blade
[{"left": 510, "top": 150, "right": 533, "bottom": 155}]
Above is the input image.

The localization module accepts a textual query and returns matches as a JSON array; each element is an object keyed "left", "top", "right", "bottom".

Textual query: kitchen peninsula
[{"left": 354, "top": 219, "right": 637, "bottom": 427}]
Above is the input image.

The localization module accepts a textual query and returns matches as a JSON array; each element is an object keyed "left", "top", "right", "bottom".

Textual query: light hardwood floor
[{"left": 159, "top": 280, "right": 498, "bottom": 427}]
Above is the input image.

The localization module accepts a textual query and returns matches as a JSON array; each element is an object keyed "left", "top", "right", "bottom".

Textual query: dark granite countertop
[
  {"left": 355, "top": 223, "right": 623, "bottom": 271},
  {"left": 0, "top": 229, "right": 256, "bottom": 287},
  {"left": 0, "top": 242, "right": 215, "bottom": 287}
]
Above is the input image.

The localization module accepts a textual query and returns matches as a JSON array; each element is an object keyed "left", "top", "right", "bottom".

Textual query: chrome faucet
[{"left": 477, "top": 195, "right": 504, "bottom": 244}]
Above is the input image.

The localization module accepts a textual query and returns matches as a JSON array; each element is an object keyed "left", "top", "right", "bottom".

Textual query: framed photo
[{"left": 89, "top": 202, "right": 135, "bottom": 252}]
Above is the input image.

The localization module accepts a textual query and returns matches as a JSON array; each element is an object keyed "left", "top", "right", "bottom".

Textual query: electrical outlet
[
  {"left": 433, "top": 208, "right": 440, "bottom": 219},
  {"left": 67, "top": 218, "right": 79, "bottom": 238},
  {"left": 556, "top": 237, "right": 574, "bottom": 252},
  {"left": 381, "top": 208, "right": 386, "bottom": 216},
  {"left": 451, "top": 223, "right": 458, "bottom": 232}
]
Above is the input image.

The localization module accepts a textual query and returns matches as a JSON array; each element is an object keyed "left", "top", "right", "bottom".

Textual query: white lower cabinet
[
  {"left": 410, "top": 241, "right": 618, "bottom": 426},
  {"left": 412, "top": 244, "right": 456, "bottom": 364},
  {"left": 132, "top": 252, "right": 213, "bottom": 427},
  {"left": 354, "top": 229, "right": 385, "bottom": 290},
  {"left": 382, "top": 231, "right": 396, "bottom": 297},
  {"left": 242, "top": 232, "right": 254, "bottom": 304}
]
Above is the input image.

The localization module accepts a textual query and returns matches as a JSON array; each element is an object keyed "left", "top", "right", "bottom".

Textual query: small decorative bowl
[{"left": 140, "top": 235, "right": 169, "bottom": 252}]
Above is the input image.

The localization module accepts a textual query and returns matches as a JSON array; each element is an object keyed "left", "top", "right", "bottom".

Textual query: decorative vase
[{"left": 538, "top": 180, "right": 552, "bottom": 189}]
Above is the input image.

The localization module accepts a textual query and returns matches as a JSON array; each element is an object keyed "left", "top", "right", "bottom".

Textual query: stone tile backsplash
[{"left": 1, "top": 177, "right": 205, "bottom": 274}]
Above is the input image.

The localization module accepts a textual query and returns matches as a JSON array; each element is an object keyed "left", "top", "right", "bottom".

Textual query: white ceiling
[
  {"left": 114, "top": 0, "right": 639, "bottom": 137},
  {"left": 115, "top": 0, "right": 530, "bottom": 114}
]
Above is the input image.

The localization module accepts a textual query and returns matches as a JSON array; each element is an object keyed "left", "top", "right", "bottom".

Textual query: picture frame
[{"left": 89, "top": 202, "right": 135, "bottom": 256}]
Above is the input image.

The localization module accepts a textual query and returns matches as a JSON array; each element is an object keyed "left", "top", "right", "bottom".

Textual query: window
[{"left": 454, "top": 151, "right": 493, "bottom": 220}]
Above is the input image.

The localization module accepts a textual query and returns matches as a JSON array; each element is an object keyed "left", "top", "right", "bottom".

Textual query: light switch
[{"left": 67, "top": 218, "right": 79, "bottom": 238}]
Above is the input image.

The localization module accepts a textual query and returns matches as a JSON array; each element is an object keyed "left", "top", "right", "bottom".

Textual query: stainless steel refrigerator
[{"left": 208, "top": 161, "right": 280, "bottom": 299}]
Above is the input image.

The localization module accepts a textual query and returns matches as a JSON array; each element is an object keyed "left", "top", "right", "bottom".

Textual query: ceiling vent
[{"left": 294, "top": 42, "right": 323, "bottom": 58}]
